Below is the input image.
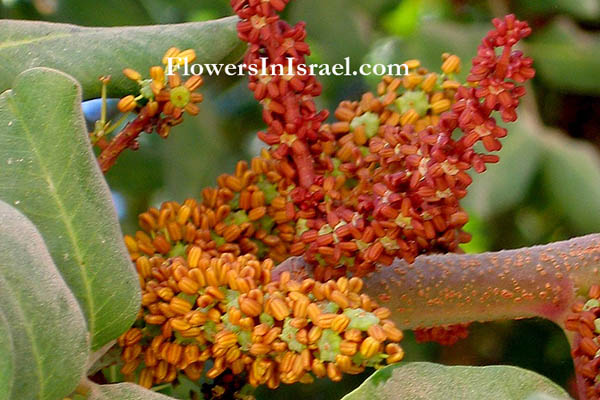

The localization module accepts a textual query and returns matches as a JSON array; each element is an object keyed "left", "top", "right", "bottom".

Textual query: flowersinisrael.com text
[{"left": 166, "top": 56, "right": 409, "bottom": 77}]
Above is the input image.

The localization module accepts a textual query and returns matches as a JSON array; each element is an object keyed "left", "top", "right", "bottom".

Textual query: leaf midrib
[
  {"left": 6, "top": 89, "right": 96, "bottom": 338},
  {"left": 0, "top": 32, "right": 73, "bottom": 51}
]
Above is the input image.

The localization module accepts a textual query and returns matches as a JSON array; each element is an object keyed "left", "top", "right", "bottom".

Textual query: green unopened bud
[
  {"left": 352, "top": 351, "right": 387, "bottom": 367},
  {"left": 168, "top": 241, "right": 186, "bottom": 258},
  {"left": 210, "top": 232, "right": 226, "bottom": 247},
  {"left": 257, "top": 179, "right": 278, "bottom": 204},
  {"left": 380, "top": 236, "right": 400, "bottom": 251},
  {"left": 331, "top": 158, "right": 343, "bottom": 177},
  {"left": 225, "top": 289, "right": 240, "bottom": 309},
  {"left": 203, "top": 320, "right": 217, "bottom": 342},
  {"left": 280, "top": 318, "right": 305, "bottom": 352},
  {"left": 355, "top": 240, "right": 369, "bottom": 251},
  {"left": 318, "top": 224, "right": 333, "bottom": 235},
  {"left": 318, "top": 329, "right": 342, "bottom": 362},
  {"left": 226, "top": 210, "right": 249, "bottom": 225},
  {"left": 345, "top": 308, "right": 379, "bottom": 331},
  {"left": 584, "top": 299, "right": 600, "bottom": 311},
  {"left": 296, "top": 218, "right": 309, "bottom": 236},
  {"left": 322, "top": 301, "right": 339, "bottom": 314},
  {"left": 395, "top": 90, "right": 428, "bottom": 116},
  {"left": 350, "top": 112, "right": 380, "bottom": 138},
  {"left": 260, "top": 313, "right": 275, "bottom": 327},
  {"left": 139, "top": 79, "right": 154, "bottom": 99},
  {"left": 395, "top": 213, "right": 413, "bottom": 229},
  {"left": 177, "top": 292, "right": 199, "bottom": 305},
  {"left": 259, "top": 215, "right": 275, "bottom": 232},
  {"left": 222, "top": 313, "right": 241, "bottom": 334},
  {"left": 237, "top": 330, "right": 251, "bottom": 351}
]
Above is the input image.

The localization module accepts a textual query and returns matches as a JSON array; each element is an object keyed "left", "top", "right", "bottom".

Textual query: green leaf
[
  {"left": 0, "top": 200, "right": 88, "bottom": 400},
  {"left": 527, "top": 19, "right": 600, "bottom": 95},
  {"left": 0, "top": 308, "right": 14, "bottom": 400},
  {"left": 254, "top": 369, "right": 373, "bottom": 400},
  {"left": 381, "top": 0, "right": 421, "bottom": 36},
  {"left": 0, "top": 16, "right": 244, "bottom": 99},
  {"left": 290, "top": 0, "right": 368, "bottom": 66},
  {"left": 541, "top": 129, "right": 600, "bottom": 234},
  {"left": 50, "top": 0, "right": 153, "bottom": 26},
  {"left": 341, "top": 362, "right": 571, "bottom": 400},
  {"left": 160, "top": 100, "right": 240, "bottom": 201},
  {"left": 463, "top": 115, "right": 543, "bottom": 218},
  {"left": 88, "top": 382, "right": 176, "bottom": 399},
  {"left": 512, "top": 0, "right": 600, "bottom": 22},
  {"left": 0, "top": 67, "right": 140, "bottom": 349}
]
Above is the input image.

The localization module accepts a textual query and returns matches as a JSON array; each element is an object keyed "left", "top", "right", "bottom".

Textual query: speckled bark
[{"left": 273, "top": 234, "right": 600, "bottom": 329}]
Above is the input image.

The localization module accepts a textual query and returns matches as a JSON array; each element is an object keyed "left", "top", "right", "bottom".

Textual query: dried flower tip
[{"left": 123, "top": 68, "right": 142, "bottom": 82}]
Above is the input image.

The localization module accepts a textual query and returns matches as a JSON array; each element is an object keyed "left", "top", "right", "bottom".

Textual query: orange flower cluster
[
  {"left": 131, "top": 153, "right": 296, "bottom": 265},
  {"left": 565, "top": 285, "right": 600, "bottom": 400},
  {"left": 120, "top": 221, "right": 404, "bottom": 389}
]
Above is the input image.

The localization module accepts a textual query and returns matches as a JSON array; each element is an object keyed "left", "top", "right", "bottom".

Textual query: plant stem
[
  {"left": 291, "top": 140, "right": 315, "bottom": 187},
  {"left": 97, "top": 107, "right": 154, "bottom": 173},
  {"left": 273, "top": 234, "right": 600, "bottom": 329}
]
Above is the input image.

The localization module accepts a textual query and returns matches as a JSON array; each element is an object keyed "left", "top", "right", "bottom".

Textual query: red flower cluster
[
  {"left": 232, "top": 0, "right": 328, "bottom": 188},
  {"left": 565, "top": 285, "right": 600, "bottom": 400},
  {"left": 414, "top": 323, "right": 471, "bottom": 346},
  {"left": 439, "top": 14, "right": 535, "bottom": 172},
  {"left": 232, "top": 0, "right": 535, "bottom": 280}
]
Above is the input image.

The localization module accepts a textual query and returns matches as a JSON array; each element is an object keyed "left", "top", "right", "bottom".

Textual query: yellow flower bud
[{"left": 117, "top": 95, "right": 137, "bottom": 113}]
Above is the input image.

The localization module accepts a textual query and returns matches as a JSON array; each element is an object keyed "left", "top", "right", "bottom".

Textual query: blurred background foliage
[{"left": 3, "top": 0, "right": 600, "bottom": 397}]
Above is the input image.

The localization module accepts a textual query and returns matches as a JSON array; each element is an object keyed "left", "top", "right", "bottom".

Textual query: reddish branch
[
  {"left": 273, "top": 234, "right": 600, "bottom": 329},
  {"left": 97, "top": 108, "right": 155, "bottom": 173}
]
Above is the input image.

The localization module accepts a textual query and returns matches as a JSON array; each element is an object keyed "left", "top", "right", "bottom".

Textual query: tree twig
[{"left": 97, "top": 108, "right": 154, "bottom": 173}]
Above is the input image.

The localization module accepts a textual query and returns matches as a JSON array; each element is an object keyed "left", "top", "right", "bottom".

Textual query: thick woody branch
[{"left": 273, "top": 234, "right": 600, "bottom": 330}]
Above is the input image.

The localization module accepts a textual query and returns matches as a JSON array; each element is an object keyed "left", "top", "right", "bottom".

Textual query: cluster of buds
[
  {"left": 565, "top": 285, "right": 600, "bottom": 400},
  {"left": 120, "top": 227, "right": 404, "bottom": 390},
  {"left": 116, "top": 47, "right": 204, "bottom": 139},
  {"left": 437, "top": 14, "right": 535, "bottom": 171}
]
